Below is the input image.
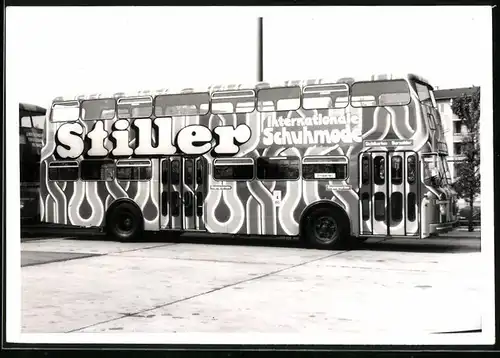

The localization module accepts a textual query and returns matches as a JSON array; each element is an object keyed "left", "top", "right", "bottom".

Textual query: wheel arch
[{"left": 299, "top": 200, "right": 352, "bottom": 239}]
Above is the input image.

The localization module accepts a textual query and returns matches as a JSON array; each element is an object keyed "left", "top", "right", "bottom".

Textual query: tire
[
  {"left": 302, "top": 206, "right": 350, "bottom": 250},
  {"left": 106, "top": 201, "right": 144, "bottom": 242}
]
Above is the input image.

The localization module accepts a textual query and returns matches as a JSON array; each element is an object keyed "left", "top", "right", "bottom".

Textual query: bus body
[
  {"left": 20, "top": 103, "right": 46, "bottom": 223},
  {"left": 39, "top": 74, "right": 457, "bottom": 248}
]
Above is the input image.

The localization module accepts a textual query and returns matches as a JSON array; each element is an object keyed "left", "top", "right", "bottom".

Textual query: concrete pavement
[{"left": 21, "top": 233, "right": 483, "bottom": 336}]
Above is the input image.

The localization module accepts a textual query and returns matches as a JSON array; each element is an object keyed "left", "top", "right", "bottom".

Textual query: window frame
[
  {"left": 80, "top": 98, "right": 117, "bottom": 121},
  {"left": 421, "top": 153, "right": 441, "bottom": 186},
  {"left": 302, "top": 83, "right": 349, "bottom": 110},
  {"left": 301, "top": 155, "right": 349, "bottom": 181},
  {"left": 256, "top": 156, "right": 301, "bottom": 181},
  {"left": 373, "top": 155, "right": 386, "bottom": 185},
  {"left": 350, "top": 79, "right": 411, "bottom": 108},
  {"left": 407, "top": 192, "right": 417, "bottom": 222},
  {"left": 115, "top": 159, "right": 153, "bottom": 181},
  {"left": 184, "top": 158, "right": 195, "bottom": 185},
  {"left": 390, "top": 192, "right": 403, "bottom": 222},
  {"left": 407, "top": 154, "right": 417, "bottom": 185},
  {"left": 390, "top": 155, "right": 403, "bottom": 185},
  {"left": 414, "top": 82, "right": 433, "bottom": 106},
  {"left": 212, "top": 158, "right": 255, "bottom": 181},
  {"left": 154, "top": 92, "right": 210, "bottom": 117},
  {"left": 256, "top": 86, "right": 302, "bottom": 113},
  {"left": 80, "top": 159, "right": 115, "bottom": 182},
  {"left": 428, "top": 113, "right": 437, "bottom": 130},
  {"left": 170, "top": 158, "right": 181, "bottom": 185},
  {"left": 50, "top": 101, "right": 80, "bottom": 123},
  {"left": 117, "top": 96, "right": 154, "bottom": 119},
  {"left": 48, "top": 160, "right": 80, "bottom": 182},
  {"left": 210, "top": 89, "right": 256, "bottom": 114}
]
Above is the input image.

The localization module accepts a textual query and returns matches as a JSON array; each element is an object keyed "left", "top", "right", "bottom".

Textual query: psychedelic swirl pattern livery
[{"left": 39, "top": 75, "right": 453, "bottom": 237}]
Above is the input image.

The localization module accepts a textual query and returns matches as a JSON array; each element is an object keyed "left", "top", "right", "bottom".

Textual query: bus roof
[
  {"left": 50, "top": 73, "right": 432, "bottom": 103},
  {"left": 19, "top": 103, "right": 47, "bottom": 116}
]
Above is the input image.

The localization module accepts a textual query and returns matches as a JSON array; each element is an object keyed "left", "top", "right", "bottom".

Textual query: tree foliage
[{"left": 450, "top": 87, "right": 480, "bottom": 231}]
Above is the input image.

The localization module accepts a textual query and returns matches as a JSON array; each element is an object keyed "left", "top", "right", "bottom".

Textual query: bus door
[
  {"left": 359, "top": 151, "right": 419, "bottom": 237},
  {"left": 160, "top": 156, "right": 207, "bottom": 232}
]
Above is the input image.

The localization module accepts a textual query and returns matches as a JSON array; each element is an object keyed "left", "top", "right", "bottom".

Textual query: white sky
[
  {"left": 263, "top": 7, "right": 491, "bottom": 89},
  {"left": 6, "top": 6, "right": 491, "bottom": 107}
]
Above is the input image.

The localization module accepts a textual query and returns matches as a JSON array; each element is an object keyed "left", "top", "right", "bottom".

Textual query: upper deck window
[
  {"left": 154, "top": 92, "right": 210, "bottom": 117},
  {"left": 50, "top": 101, "right": 80, "bottom": 122},
  {"left": 117, "top": 96, "right": 153, "bottom": 119},
  {"left": 257, "top": 86, "right": 301, "bottom": 112},
  {"left": 351, "top": 80, "right": 411, "bottom": 107},
  {"left": 211, "top": 89, "right": 256, "bottom": 114},
  {"left": 302, "top": 83, "right": 349, "bottom": 109},
  {"left": 81, "top": 98, "right": 116, "bottom": 121},
  {"left": 414, "top": 82, "right": 433, "bottom": 107}
]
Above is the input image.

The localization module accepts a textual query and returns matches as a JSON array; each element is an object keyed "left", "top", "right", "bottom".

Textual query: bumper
[{"left": 429, "top": 221, "right": 456, "bottom": 234}]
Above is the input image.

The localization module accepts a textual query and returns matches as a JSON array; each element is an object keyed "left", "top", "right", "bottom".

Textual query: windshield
[{"left": 422, "top": 154, "right": 442, "bottom": 186}]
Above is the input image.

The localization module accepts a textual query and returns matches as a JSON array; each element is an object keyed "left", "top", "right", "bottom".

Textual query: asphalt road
[{"left": 20, "top": 230, "right": 483, "bottom": 338}]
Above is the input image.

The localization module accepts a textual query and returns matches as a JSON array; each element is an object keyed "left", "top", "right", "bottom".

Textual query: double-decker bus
[
  {"left": 39, "top": 73, "right": 457, "bottom": 249},
  {"left": 20, "top": 103, "right": 46, "bottom": 223}
]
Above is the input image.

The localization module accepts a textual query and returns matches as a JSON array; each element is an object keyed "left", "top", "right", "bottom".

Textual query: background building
[
  {"left": 434, "top": 86, "right": 481, "bottom": 211},
  {"left": 434, "top": 86, "right": 479, "bottom": 181}
]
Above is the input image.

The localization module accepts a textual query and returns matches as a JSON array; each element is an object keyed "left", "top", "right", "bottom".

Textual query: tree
[{"left": 451, "top": 87, "right": 480, "bottom": 232}]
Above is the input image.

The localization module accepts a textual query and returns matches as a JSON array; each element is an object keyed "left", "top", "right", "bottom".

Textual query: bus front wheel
[
  {"left": 106, "top": 201, "right": 144, "bottom": 242},
  {"left": 302, "top": 206, "right": 349, "bottom": 250}
]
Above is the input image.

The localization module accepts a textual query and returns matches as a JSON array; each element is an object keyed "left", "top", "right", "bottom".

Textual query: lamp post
[{"left": 258, "top": 17, "right": 263, "bottom": 82}]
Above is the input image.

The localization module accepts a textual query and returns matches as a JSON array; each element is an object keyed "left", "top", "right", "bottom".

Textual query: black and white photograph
[{"left": 5, "top": 5, "right": 495, "bottom": 346}]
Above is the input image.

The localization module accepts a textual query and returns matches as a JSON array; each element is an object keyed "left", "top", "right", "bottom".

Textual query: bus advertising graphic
[{"left": 38, "top": 74, "right": 457, "bottom": 249}]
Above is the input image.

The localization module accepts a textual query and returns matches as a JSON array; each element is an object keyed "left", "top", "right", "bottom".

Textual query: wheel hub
[
  {"left": 314, "top": 216, "right": 338, "bottom": 242},
  {"left": 117, "top": 213, "right": 134, "bottom": 233}
]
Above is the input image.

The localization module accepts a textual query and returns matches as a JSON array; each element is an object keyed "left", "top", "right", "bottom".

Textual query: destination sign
[{"left": 363, "top": 139, "right": 414, "bottom": 147}]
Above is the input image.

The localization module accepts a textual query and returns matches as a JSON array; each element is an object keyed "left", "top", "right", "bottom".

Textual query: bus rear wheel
[
  {"left": 106, "top": 202, "right": 143, "bottom": 242},
  {"left": 302, "top": 207, "right": 348, "bottom": 250}
]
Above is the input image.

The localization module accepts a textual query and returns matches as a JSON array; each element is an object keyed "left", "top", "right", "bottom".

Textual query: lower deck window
[
  {"left": 213, "top": 158, "right": 254, "bottom": 180},
  {"left": 257, "top": 156, "right": 300, "bottom": 180},
  {"left": 302, "top": 156, "right": 348, "bottom": 180},
  {"left": 48, "top": 161, "right": 79, "bottom": 181},
  {"left": 81, "top": 159, "right": 115, "bottom": 181},
  {"left": 116, "top": 160, "right": 152, "bottom": 181}
]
